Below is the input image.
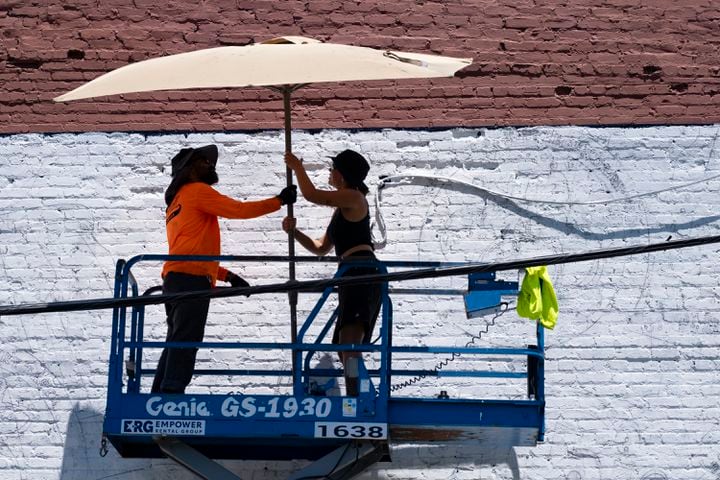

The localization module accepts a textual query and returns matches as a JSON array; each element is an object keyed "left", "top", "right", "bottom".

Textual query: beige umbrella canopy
[
  {"left": 54, "top": 36, "right": 470, "bottom": 101},
  {"left": 54, "top": 36, "right": 472, "bottom": 354}
]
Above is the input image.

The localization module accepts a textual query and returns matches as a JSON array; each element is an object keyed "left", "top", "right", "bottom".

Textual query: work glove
[
  {"left": 225, "top": 271, "right": 250, "bottom": 290},
  {"left": 277, "top": 185, "right": 297, "bottom": 206}
]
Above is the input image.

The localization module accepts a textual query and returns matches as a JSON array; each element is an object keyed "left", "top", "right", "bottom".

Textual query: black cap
[
  {"left": 170, "top": 144, "right": 218, "bottom": 177},
  {"left": 330, "top": 149, "right": 370, "bottom": 189}
]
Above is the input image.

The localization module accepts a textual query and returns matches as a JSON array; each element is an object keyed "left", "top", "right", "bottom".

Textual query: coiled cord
[{"left": 390, "top": 302, "right": 511, "bottom": 392}]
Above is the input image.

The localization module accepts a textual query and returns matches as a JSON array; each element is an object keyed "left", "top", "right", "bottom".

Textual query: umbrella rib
[
  {"left": 383, "top": 51, "right": 425, "bottom": 67},
  {"left": 267, "top": 84, "right": 308, "bottom": 94}
]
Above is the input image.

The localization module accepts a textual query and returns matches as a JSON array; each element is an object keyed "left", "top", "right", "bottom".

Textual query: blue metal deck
[{"left": 104, "top": 255, "right": 545, "bottom": 460}]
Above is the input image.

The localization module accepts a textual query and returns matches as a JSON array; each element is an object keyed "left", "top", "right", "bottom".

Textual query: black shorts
[{"left": 333, "top": 252, "right": 383, "bottom": 344}]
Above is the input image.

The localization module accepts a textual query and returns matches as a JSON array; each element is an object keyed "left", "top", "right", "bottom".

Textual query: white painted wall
[{"left": 1, "top": 126, "right": 720, "bottom": 480}]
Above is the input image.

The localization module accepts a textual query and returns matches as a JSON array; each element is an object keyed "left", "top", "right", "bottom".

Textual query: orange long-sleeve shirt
[{"left": 162, "top": 182, "right": 282, "bottom": 285}]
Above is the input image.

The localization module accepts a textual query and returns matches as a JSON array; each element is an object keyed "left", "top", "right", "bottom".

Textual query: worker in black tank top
[
  {"left": 283, "top": 149, "right": 383, "bottom": 397},
  {"left": 327, "top": 207, "right": 373, "bottom": 255}
]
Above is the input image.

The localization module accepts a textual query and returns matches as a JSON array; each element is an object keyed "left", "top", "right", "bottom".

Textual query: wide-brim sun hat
[{"left": 170, "top": 144, "right": 218, "bottom": 177}]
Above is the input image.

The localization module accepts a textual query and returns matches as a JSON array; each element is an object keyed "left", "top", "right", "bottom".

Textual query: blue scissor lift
[{"left": 104, "top": 255, "right": 545, "bottom": 479}]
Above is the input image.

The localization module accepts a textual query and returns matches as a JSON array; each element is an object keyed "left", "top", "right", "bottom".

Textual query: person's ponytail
[{"left": 165, "top": 168, "right": 192, "bottom": 206}]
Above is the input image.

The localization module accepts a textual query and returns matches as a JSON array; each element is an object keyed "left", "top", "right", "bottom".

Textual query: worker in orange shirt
[{"left": 152, "top": 144, "right": 296, "bottom": 394}]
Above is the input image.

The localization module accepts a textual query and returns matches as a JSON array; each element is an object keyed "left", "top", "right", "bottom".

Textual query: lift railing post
[
  {"left": 127, "top": 281, "right": 139, "bottom": 393},
  {"left": 537, "top": 321, "right": 546, "bottom": 441},
  {"left": 134, "top": 305, "right": 145, "bottom": 392},
  {"left": 116, "top": 264, "right": 132, "bottom": 395},
  {"left": 380, "top": 263, "right": 392, "bottom": 401},
  {"left": 106, "top": 259, "right": 125, "bottom": 415}
]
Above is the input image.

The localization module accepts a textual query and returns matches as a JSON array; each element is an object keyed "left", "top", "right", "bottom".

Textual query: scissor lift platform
[
  {"left": 104, "top": 255, "right": 545, "bottom": 477},
  {"left": 105, "top": 395, "right": 543, "bottom": 459}
]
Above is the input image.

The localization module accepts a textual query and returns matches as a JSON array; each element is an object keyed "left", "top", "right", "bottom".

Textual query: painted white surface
[{"left": 1, "top": 126, "right": 719, "bottom": 479}]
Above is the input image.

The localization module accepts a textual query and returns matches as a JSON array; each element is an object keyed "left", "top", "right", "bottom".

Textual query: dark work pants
[
  {"left": 333, "top": 252, "right": 383, "bottom": 345},
  {"left": 151, "top": 272, "right": 211, "bottom": 394}
]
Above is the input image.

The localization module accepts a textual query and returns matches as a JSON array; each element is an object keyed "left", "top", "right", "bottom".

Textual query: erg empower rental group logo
[{"left": 122, "top": 419, "right": 206, "bottom": 435}]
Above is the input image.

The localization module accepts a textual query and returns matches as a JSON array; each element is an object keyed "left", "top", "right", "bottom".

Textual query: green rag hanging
[{"left": 516, "top": 266, "right": 558, "bottom": 329}]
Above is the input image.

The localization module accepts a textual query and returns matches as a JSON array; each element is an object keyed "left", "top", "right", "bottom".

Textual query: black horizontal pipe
[{"left": 1, "top": 234, "right": 719, "bottom": 317}]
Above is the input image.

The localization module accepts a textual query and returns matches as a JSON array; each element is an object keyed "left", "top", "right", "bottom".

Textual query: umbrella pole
[{"left": 282, "top": 86, "right": 299, "bottom": 391}]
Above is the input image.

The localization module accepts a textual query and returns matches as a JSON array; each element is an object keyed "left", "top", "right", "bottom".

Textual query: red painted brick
[
  {"left": 460, "top": 97, "right": 495, "bottom": 109},
  {"left": 306, "top": 2, "right": 340, "bottom": 14},
  {"left": 504, "top": 17, "right": 538, "bottom": 30},
  {"left": 375, "top": 3, "right": 410, "bottom": 14},
  {"left": 562, "top": 96, "right": 597, "bottom": 108},
  {"left": 342, "top": 3, "right": 375, "bottom": 13},
  {"left": 344, "top": 109, "right": 376, "bottom": 121},
  {"left": 363, "top": 14, "right": 397, "bottom": 26},
  {"left": 6, "top": 6, "right": 43, "bottom": 17},
  {"left": 398, "top": 14, "right": 434, "bottom": 27},
  {"left": 445, "top": 5, "right": 479, "bottom": 16},
  {"left": 435, "top": 16, "right": 470, "bottom": 27},
  {"left": 2, "top": 1, "right": 720, "bottom": 132}
]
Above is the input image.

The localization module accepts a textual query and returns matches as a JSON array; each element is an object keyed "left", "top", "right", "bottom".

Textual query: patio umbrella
[{"left": 54, "top": 35, "right": 472, "bottom": 359}]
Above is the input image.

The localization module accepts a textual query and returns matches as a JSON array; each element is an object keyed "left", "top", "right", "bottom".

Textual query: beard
[{"left": 201, "top": 169, "right": 219, "bottom": 185}]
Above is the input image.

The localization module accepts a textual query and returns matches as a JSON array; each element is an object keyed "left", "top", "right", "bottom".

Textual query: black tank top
[{"left": 327, "top": 207, "right": 373, "bottom": 256}]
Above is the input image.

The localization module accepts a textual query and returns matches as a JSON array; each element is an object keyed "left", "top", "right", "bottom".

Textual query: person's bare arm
[
  {"left": 282, "top": 216, "right": 333, "bottom": 256},
  {"left": 286, "top": 153, "right": 364, "bottom": 208}
]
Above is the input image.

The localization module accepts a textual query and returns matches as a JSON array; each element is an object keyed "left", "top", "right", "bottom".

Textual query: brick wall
[
  {"left": 2, "top": 126, "right": 720, "bottom": 479},
  {"left": 3, "top": 2, "right": 720, "bottom": 478},
  {"left": 2, "top": 1, "right": 720, "bottom": 133}
]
